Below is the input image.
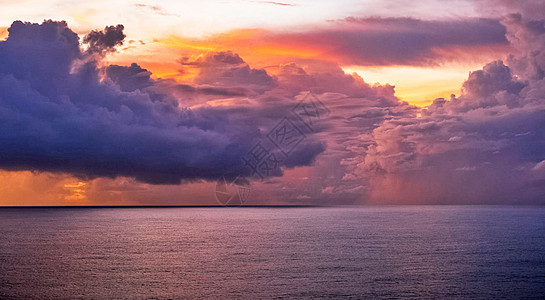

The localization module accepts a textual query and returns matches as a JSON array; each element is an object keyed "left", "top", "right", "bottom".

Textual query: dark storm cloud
[
  {"left": 0, "top": 20, "right": 324, "bottom": 184},
  {"left": 83, "top": 24, "right": 126, "bottom": 54}
]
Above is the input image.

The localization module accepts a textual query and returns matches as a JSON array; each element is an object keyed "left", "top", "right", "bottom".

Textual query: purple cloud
[
  {"left": 0, "top": 20, "right": 325, "bottom": 184},
  {"left": 181, "top": 51, "right": 276, "bottom": 92},
  {"left": 267, "top": 17, "right": 509, "bottom": 66},
  {"left": 355, "top": 14, "right": 545, "bottom": 204},
  {"left": 83, "top": 24, "right": 126, "bottom": 55}
]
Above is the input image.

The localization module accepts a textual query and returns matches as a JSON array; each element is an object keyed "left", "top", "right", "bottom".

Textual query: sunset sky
[{"left": 0, "top": 0, "right": 544, "bottom": 205}]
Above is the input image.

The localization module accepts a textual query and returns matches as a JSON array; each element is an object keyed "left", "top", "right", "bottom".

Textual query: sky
[{"left": 0, "top": 0, "right": 544, "bottom": 205}]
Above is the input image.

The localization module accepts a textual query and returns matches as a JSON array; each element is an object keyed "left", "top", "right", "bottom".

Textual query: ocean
[{"left": 0, "top": 206, "right": 544, "bottom": 299}]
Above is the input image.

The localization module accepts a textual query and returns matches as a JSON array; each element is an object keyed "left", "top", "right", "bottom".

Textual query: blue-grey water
[{"left": 0, "top": 206, "right": 544, "bottom": 299}]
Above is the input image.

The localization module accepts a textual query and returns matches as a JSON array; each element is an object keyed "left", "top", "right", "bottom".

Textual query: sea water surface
[{"left": 0, "top": 206, "right": 544, "bottom": 299}]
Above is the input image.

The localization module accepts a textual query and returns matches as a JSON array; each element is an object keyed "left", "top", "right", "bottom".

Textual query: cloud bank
[
  {"left": 239, "top": 17, "right": 509, "bottom": 66},
  {"left": 354, "top": 14, "right": 545, "bottom": 204},
  {"left": 0, "top": 7, "right": 544, "bottom": 205},
  {"left": 0, "top": 20, "right": 326, "bottom": 184}
]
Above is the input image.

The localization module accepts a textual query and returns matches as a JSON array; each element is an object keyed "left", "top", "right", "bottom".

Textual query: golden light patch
[
  {"left": 0, "top": 27, "right": 8, "bottom": 40},
  {"left": 343, "top": 65, "right": 478, "bottom": 107},
  {"left": 63, "top": 181, "right": 87, "bottom": 201},
  {"left": 69, "top": 8, "right": 98, "bottom": 24},
  {"left": 160, "top": 35, "right": 219, "bottom": 52},
  {"left": 154, "top": 29, "right": 322, "bottom": 69},
  {"left": 0, "top": 171, "right": 90, "bottom": 206}
]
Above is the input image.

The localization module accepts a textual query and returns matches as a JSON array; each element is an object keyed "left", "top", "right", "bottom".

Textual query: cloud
[
  {"left": 502, "top": 14, "right": 545, "bottom": 81},
  {"left": 476, "top": 0, "right": 545, "bottom": 21},
  {"left": 105, "top": 63, "right": 152, "bottom": 92},
  {"left": 260, "top": 17, "right": 509, "bottom": 66},
  {"left": 352, "top": 13, "right": 545, "bottom": 204},
  {"left": 0, "top": 20, "right": 420, "bottom": 205},
  {"left": 157, "top": 16, "right": 509, "bottom": 69},
  {"left": 134, "top": 4, "right": 178, "bottom": 16},
  {"left": 105, "top": 63, "right": 250, "bottom": 98},
  {"left": 180, "top": 51, "right": 276, "bottom": 92},
  {"left": 0, "top": 20, "right": 325, "bottom": 185},
  {"left": 461, "top": 60, "right": 524, "bottom": 101},
  {"left": 257, "top": 1, "right": 295, "bottom": 6},
  {"left": 532, "top": 160, "right": 545, "bottom": 171},
  {"left": 83, "top": 24, "right": 126, "bottom": 55},
  {"left": 2, "top": 7, "right": 544, "bottom": 205}
]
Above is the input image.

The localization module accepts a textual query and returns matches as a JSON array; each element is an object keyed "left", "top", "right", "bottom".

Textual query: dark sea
[{"left": 0, "top": 206, "right": 544, "bottom": 299}]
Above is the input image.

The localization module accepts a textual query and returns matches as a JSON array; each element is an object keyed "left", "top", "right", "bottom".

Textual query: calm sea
[{"left": 0, "top": 206, "right": 544, "bottom": 299}]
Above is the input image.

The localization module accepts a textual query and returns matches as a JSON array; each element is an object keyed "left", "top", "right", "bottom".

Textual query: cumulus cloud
[
  {"left": 104, "top": 63, "right": 152, "bottom": 92},
  {"left": 180, "top": 51, "right": 276, "bottom": 92},
  {"left": 502, "top": 14, "right": 545, "bottom": 81},
  {"left": 83, "top": 24, "right": 126, "bottom": 55}
]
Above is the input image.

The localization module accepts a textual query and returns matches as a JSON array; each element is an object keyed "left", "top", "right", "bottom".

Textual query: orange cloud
[
  {"left": 107, "top": 28, "right": 321, "bottom": 74},
  {"left": 106, "top": 16, "right": 509, "bottom": 84},
  {"left": 107, "top": 25, "right": 506, "bottom": 107}
]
